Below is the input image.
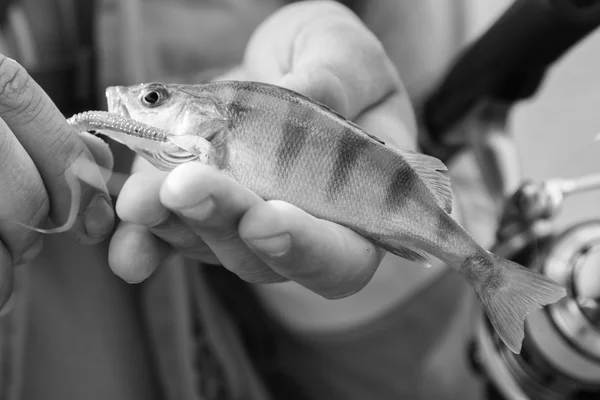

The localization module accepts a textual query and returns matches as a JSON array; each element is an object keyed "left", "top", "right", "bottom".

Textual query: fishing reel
[
  {"left": 468, "top": 176, "right": 600, "bottom": 400},
  {"left": 419, "top": 0, "right": 600, "bottom": 398}
]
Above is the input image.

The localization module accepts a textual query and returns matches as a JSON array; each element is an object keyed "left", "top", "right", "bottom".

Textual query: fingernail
[
  {"left": 14, "top": 236, "right": 43, "bottom": 266},
  {"left": 0, "top": 292, "right": 15, "bottom": 317},
  {"left": 123, "top": 277, "right": 143, "bottom": 285},
  {"left": 178, "top": 196, "right": 214, "bottom": 220},
  {"left": 246, "top": 233, "right": 292, "bottom": 257},
  {"left": 84, "top": 195, "right": 115, "bottom": 238}
]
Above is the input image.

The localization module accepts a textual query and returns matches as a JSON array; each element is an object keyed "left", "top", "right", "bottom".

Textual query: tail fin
[{"left": 475, "top": 253, "right": 566, "bottom": 354}]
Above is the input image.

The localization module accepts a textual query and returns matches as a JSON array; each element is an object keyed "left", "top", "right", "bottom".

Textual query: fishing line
[
  {"left": 12, "top": 163, "right": 81, "bottom": 234},
  {"left": 0, "top": 154, "right": 129, "bottom": 235}
]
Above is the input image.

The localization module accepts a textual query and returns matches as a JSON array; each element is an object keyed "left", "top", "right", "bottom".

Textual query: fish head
[
  {"left": 105, "top": 82, "right": 228, "bottom": 137},
  {"left": 105, "top": 82, "right": 228, "bottom": 170}
]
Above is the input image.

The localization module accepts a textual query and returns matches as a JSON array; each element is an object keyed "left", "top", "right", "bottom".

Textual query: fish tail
[{"left": 473, "top": 252, "right": 566, "bottom": 354}]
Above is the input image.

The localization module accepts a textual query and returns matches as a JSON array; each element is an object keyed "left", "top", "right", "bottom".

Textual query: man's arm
[{"left": 359, "top": 0, "right": 470, "bottom": 105}]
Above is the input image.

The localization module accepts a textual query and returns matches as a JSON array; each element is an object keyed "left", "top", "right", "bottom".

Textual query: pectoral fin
[{"left": 167, "top": 134, "right": 220, "bottom": 167}]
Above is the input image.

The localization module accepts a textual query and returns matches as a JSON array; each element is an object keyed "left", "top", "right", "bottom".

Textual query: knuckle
[{"left": 0, "top": 56, "right": 33, "bottom": 109}]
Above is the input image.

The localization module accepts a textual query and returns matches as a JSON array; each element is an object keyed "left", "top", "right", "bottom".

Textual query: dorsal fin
[{"left": 397, "top": 149, "right": 453, "bottom": 214}]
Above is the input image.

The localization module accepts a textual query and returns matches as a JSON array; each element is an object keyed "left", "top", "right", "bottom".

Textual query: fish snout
[{"left": 105, "top": 86, "right": 130, "bottom": 118}]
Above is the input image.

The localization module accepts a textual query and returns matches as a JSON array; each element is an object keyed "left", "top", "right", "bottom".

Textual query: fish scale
[{"left": 68, "top": 79, "right": 568, "bottom": 355}]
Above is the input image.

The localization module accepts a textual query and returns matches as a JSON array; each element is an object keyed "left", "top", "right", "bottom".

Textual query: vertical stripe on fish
[
  {"left": 384, "top": 164, "right": 416, "bottom": 211},
  {"left": 229, "top": 87, "right": 252, "bottom": 119},
  {"left": 326, "top": 132, "right": 369, "bottom": 202},
  {"left": 276, "top": 112, "right": 311, "bottom": 184}
]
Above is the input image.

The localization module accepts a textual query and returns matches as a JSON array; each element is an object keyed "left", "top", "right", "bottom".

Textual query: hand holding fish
[
  {"left": 0, "top": 56, "right": 115, "bottom": 309},
  {"left": 109, "top": 2, "right": 414, "bottom": 300}
]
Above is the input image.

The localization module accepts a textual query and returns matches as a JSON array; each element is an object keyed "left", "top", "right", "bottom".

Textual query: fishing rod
[{"left": 421, "top": 0, "right": 600, "bottom": 399}]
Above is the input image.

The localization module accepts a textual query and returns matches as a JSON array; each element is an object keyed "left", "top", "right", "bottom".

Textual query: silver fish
[{"left": 70, "top": 80, "right": 566, "bottom": 354}]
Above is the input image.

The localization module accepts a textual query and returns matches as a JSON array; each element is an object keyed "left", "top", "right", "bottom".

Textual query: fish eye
[{"left": 140, "top": 85, "right": 169, "bottom": 107}]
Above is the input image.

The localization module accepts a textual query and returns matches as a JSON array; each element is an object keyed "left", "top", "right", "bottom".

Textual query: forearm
[{"left": 358, "top": 0, "right": 470, "bottom": 105}]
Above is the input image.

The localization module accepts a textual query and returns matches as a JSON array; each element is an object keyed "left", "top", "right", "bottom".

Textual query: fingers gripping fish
[{"left": 67, "top": 80, "right": 565, "bottom": 354}]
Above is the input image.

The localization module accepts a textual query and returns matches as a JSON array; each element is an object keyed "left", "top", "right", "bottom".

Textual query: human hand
[
  {"left": 0, "top": 56, "right": 115, "bottom": 309},
  {"left": 110, "top": 1, "right": 419, "bottom": 299}
]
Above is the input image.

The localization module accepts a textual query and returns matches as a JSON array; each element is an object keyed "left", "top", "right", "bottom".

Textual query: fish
[{"left": 68, "top": 80, "right": 566, "bottom": 354}]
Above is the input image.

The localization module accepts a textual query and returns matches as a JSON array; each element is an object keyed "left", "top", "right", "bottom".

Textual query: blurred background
[{"left": 468, "top": 0, "right": 600, "bottom": 230}]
